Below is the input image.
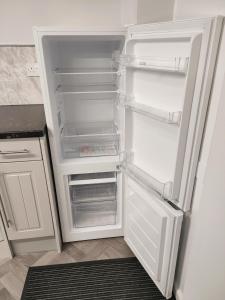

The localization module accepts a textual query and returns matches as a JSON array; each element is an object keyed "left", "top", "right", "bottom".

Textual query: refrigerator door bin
[
  {"left": 121, "top": 55, "right": 189, "bottom": 74},
  {"left": 124, "top": 162, "right": 173, "bottom": 200},
  {"left": 124, "top": 98, "right": 182, "bottom": 125},
  {"left": 72, "top": 200, "right": 117, "bottom": 228}
]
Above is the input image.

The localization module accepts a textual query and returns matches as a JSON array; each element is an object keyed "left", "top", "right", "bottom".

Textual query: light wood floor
[{"left": 0, "top": 237, "right": 134, "bottom": 300}]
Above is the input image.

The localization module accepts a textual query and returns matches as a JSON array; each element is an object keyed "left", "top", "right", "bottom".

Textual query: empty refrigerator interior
[{"left": 42, "top": 36, "right": 125, "bottom": 161}]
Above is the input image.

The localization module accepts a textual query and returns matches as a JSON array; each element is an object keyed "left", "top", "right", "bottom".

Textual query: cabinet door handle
[
  {"left": 0, "top": 149, "right": 30, "bottom": 155},
  {"left": 0, "top": 194, "right": 11, "bottom": 228}
]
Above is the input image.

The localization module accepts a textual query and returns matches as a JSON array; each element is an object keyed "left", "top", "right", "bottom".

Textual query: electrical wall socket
[{"left": 26, "top": 63, "right": 39, "bottom": 77}]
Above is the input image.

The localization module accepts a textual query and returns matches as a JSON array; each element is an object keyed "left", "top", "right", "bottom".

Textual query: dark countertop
[{"left": 0, "top": 104, "right": 46, "bottom": 139}]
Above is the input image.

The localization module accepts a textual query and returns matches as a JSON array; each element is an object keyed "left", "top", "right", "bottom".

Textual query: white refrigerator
[{"left": 34, "top": 16, "right": 222, "bottom": 298}]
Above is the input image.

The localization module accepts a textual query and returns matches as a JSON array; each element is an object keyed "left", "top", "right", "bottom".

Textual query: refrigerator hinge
[
  {"left": 117, "top": 151, "right": 126, "bottom": 172},
  {"left": 118, "top": 151, "right": 134, "bottom": 172},
  {"left": 120, "top": 54, "right": 132, "bottom": 67}
]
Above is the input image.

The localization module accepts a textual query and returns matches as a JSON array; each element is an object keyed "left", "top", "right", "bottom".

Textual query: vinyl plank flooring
[
  {"left": 0, "top": 272, "right": 24, "bottom": 300},
  {"left": 31, "top": 251, "right": 58, "bottom": 266},
  {"left": 0, "top": 288, "right": 15, "bottom": 300}
]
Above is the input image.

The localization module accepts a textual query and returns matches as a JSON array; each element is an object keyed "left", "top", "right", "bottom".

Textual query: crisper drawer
[
  {"left": 0, "top": 138, "right": 42, "bottom": 162},
  {"left": 62, "top": 135, "right": 119, "bottom": 159}
]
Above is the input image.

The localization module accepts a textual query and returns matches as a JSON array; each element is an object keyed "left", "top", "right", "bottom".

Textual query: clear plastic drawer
[{"left": 72, "top": 200, "right": 117, "bottom": 228}]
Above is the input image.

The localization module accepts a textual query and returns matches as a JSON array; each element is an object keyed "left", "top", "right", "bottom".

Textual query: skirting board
[
  {"left": 0, "top": 241, "right": 12, "bottom": 260},
  {"left": 11, "top": 237, "right": 57, "bottom": 255}
]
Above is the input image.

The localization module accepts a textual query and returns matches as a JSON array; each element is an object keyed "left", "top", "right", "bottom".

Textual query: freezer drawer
[
  {"left": 72, "top": 200, "right": 116, "bottom": 228},
  {"left": 70, "top": 182, "right": 116, "bottom": 203},
  {"left": 68, "top": 172, "right": 118, "bottom": 228}
]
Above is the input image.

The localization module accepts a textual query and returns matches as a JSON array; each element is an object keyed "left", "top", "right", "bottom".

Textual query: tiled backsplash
[{"left": 0, "top": 46, "right": 43, "bottom": 105}]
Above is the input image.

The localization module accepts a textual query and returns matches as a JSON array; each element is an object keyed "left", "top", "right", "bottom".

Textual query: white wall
[
  {"left": 173, "top": 2, "right": 225, "bottom": 299},
  {"left": 0, "top": 0, "right": 175, "bottom": 45},
  {"left": 174, "top": 0, "right": 225, "bottom": 19},
  {"left": 121, "top": 0, "right": 174, "bottom": 26},
  {"left": 175, "top": 27, "right": 225, "bottom": 300},
  {"left": 137, "top": 0, "right": 175, "bottom": 24},
  {"left": 0, "top": 0, "right": 123, "bottom": 44},
  {"left": 0, "top": 0, "right": 175, "bottom": 105}
]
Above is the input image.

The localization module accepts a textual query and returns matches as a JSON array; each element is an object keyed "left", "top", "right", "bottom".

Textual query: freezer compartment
[
  {"left": 70, "top": 182, "right": 116, "bottom": 203},
  {"left": 69, "top": 179, "right": 117, "bottom": 228},
  {"left": 72, "top": 200, "right": 117, "bottom": 228}
]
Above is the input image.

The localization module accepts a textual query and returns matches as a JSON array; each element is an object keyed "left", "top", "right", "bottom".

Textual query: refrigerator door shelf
[
  {"left": 124, "top": 162, "right": 173, "bottom": 200},
  {"left": 121, "top": 54, "right": 189, "bottom": 74},
  {"left": 124, "top": 98, "right": 182, "bottom": 125}
]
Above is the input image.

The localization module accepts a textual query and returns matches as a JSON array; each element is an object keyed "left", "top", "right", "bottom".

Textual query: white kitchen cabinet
[
  {"left": 0, "top": 136, "right": 61, "bottom": 255},
  {"left": 0, "top": 160, "right": 54, "bottom": 240},
  {"left": 0, "top": 214, "right": 12, "bottom": 259}
]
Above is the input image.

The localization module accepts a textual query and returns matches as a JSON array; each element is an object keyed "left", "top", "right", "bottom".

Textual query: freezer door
[
  {"left": 124, "top": 176, "right": 183, "bottom": 299},
  {"left": 123, "top": 17, "right": 222, "bottom": 211}
]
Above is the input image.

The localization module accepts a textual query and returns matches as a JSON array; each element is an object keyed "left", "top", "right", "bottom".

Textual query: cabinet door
[
  {"left": 0, "top": 214, "right": 12, "bottom": 259},
  {"left": 0, "top": 161, "right": 54, "bottom": 240}
]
